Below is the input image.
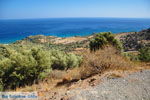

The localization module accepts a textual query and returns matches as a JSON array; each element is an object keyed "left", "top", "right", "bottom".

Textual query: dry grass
[
  {"left": 76, "top": 46, "right": 137, "bottom": 79},
  {"left": 58, "top": 46, "right": 141, "bottom": 84}
]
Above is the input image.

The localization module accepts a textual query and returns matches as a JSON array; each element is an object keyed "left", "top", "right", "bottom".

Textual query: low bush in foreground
[
  {"left": 79, "top": 46, "right": 135, "bottom": 79},
  {"left": 0, "top": 46, "right": 82, "bottom": 90},
  {"left": 0, "top": 47, "right": 52, "bottom": 90}
]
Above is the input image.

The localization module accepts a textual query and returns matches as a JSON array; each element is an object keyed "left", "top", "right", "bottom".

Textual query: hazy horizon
[
  {"left": 1, "top": 17, "right": 150, "bottom": 20},
  {"left": 0, "top": 0, "right": 150, "bottom": 19}
]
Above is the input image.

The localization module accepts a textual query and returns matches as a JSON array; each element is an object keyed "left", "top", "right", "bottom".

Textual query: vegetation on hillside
[
  {"left": 119, "top": 28, "right": 150, "bottom": 51},
  {"left": 0, "top": 45, "right": 82, "bottom": 90},
  {"left": 89, "top": 32, "right": 122, "bottom": 52},
  {"left": 123, "top": 47, "right": 150, "bottom": 62},
  {"left": 14, "top": 35, "right": 90, "bottom": 52}
]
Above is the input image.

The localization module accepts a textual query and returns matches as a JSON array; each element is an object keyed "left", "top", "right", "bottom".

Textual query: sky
[{"left": 0, "top": 0, "right": 150, "bottom": 19}]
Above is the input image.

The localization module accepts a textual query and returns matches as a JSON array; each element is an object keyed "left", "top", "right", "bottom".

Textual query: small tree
[{"left": 90, "top": 32, "right": 122, "bottom": 52}]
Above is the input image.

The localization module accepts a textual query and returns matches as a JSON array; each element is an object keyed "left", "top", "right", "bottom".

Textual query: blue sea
[{"left": 0, "top": 18, "right": 150, "bottom": 44}]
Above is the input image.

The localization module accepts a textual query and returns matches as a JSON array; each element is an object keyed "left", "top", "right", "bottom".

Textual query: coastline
[
  {"left": 0, "top": 17, "right": 150, "bottom": 44},
  {"left": 0, "top": 31, "right": 141, "bottom": 45}
]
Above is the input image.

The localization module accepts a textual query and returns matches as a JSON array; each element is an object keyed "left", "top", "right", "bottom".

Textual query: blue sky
[{"left": 0, "top": 0, "right": 150, "bottom": 19}]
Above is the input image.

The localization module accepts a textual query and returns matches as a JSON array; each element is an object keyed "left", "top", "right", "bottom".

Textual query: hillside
[
  {"left": 13, "top": 28, "right": 150, "bottom": 52},
  {"left": 116, "top": 28, "right": 150, "bottom": 51},
  {"left": 13, "top": 35, "right": 92, "bottom": 52}
]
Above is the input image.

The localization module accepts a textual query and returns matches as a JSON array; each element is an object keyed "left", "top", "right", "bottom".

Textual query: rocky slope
[
  {"left": 116, "top": 28, "right": 150, "bottom": 51},
  {"left": 63, "top": 70, "right": 150, "bottom": 100},
  {"left": 36, "top": 70, "right": 150, "bottom": 100}
]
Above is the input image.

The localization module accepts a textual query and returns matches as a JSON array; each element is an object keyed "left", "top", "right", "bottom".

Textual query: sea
[{"left": 0, "top": 18, "right": 150, "bottom": 44}]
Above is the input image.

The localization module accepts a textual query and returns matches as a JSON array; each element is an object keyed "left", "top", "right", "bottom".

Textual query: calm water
[{"left": 0, "top": 18, "right": 150, "bottom": 44}]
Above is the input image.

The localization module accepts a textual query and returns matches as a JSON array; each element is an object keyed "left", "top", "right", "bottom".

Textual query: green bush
[
  {"left": 50, "top": 50, "right": 82, "bottom": 70},
  {"left": 0, "top": 47, "right": 52, "bottom": 90},
  {"left": 89, "top": 32, "right": 122, "bottom": 52},
  {"left": 67, "top": 53, "right": 82, "bottom": 69},
  {"left": 0, "top": 46, "right": 82, "bottom": 90},
  {"left": 138, "top": 47, "right": 150, "bottom": 62}
]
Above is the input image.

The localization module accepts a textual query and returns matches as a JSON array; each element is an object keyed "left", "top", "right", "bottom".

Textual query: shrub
[
  {"left": 0, "top": 47, "right": 52, "bottom": 90},
  {"left": 0, "top": 46, "right": 82, "bottom": 90},
  {"left": 66, "top": 53, "right": 82, "bottom": 69},
  {"left": 138, "top": 47, "right": 150, "bottom": 62},
  {"left": 90, "top": 32, "right": 122, "bottom": 52},
  {"left": 79, "top": 46, "right": 134, "bottom": 79},
  {"left": 50, "top": 50, "right": 82, "bottom": 70}
]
